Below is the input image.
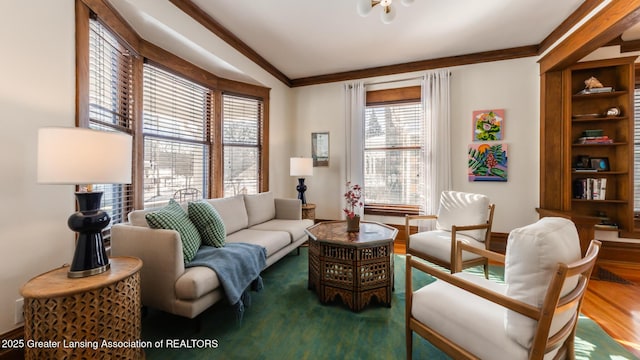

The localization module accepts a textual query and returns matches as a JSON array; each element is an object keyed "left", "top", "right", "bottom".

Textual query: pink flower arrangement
[{"left": 343, "top": 181, "right": 363, "bottom": 219}]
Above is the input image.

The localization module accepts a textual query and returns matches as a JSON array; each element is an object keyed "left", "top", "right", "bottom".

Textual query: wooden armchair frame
[
  {"left": 405, "top": 203, "right": 495, "bottom": 277},
  {"left": 405, "top": 239, "right": 601, "bottom": 360}
]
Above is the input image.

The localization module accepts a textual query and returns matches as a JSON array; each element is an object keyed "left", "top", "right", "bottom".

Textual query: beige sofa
[{"left": 111, "top": 192, "right": 314, "bottom": 319}]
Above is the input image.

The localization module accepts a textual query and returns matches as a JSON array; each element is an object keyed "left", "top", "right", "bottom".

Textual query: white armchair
[
  {"left": 405, "top": 191, "right": 495, "bottom": 276},
  {"left": 405, "top": 217, "right": 601, "bottom": 360}
]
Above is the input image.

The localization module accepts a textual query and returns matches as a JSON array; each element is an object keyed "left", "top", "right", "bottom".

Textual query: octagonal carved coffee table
[{"left": 305, "top": 220, "right": 397, "bottom": 312}]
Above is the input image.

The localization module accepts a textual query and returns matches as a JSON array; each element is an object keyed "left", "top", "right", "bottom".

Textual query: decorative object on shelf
[
  {"left": 605, "top": 107, "right": 621, "bottom": 117},
  {"left": 290, "top": 157, "right": 313, "bottom": 204},
  {"left": 343, "top": 181, "right": 363, "bottom": 232},
  {"left": 575, "top": 155, "right": 592, "bottom": 170},
  {"left": 572, "top": 113, "right": 603, "bottom": 118},
  {"left": 590, "top": 157, "right": 610, "bottom": 172},
  {"left": 585, "top": 76, "right": 604, "bottom": 89},
  {"left": 472, "top": 109, "right": 504, "bottom": 141},
  {"left": 356, "top": 0, "right": 414, "bottom": 24},
  {"left": 576, "top": 76, "right": 614, "bottom": 94},
  {"left": 468, "top": 143, "right": 508, "bottom": 182},
  {"left": 311, "top": 132, "right": 329, "bottom": 167},
  {"left": 37, "top": 127, "right": 133, "bottom": 278}
]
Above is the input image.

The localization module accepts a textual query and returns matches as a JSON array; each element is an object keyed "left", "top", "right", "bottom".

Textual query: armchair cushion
[
  {"left": 412, "top": 273, "right": 528, "bottom": 359},
  {"left": 145, "top": 199, "right": 202, "bottom": 263},
  {"left": 505, "top": 217, "right": 581, "bottom": 348},
  {"left": 188, "top": 200, "right": 226, "bottom": 248},
  {"left": 408, "top": 230, "right": 484, "bottom": 263},
  {"left": 435, "top": 191, "right": 490, "bottom": 241}
]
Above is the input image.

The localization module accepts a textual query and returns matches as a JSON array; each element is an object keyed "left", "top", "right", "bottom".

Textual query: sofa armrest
[
  {"left": 111, "top": 224, "right": 185, "bottom": 313},
  {"left": 275, "top": 198, "right": 302, "bottom": 220}
]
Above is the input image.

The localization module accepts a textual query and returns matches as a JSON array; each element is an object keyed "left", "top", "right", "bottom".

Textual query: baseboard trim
[
  {"left": 599, "top": 241, "right": 640, "bottom": 262},
  {"left": 0, "top": 326, "right": 24, "bottom": 360}
]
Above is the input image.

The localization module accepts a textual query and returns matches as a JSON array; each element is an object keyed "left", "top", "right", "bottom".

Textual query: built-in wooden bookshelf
[{"left": 541, "top": 56, "right": 636, "bottom": 257}]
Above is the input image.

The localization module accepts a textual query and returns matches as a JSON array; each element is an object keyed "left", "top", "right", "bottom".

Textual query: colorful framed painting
[
  {"left": 468, "top": 143, "right": 508, "bottom": 182},
  {"left": 473, "top": 109, "right": 504, "bottom": 141}
]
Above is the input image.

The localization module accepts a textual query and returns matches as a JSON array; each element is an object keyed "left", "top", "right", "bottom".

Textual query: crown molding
[{"left": 169, "top": 0, "right": 633, "bottom": 87}]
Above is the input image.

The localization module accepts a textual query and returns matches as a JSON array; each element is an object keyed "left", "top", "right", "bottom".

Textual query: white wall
[
  {"left": 0, "top": 0, "right": 77, "bottom": 333},
  {"left": 0, "top": 0, "right": 295, "bottom": 334},
  {"left": 292, "top": 57, "right": 541, "bottom": 233}
]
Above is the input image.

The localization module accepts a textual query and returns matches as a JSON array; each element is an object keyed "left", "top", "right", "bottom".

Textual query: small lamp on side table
[
  {"left": 37, "top": 127, "right": 132, "bottom": 278},
  {"left": 290, "top": 157, "right": 313, "bottom": 205}
]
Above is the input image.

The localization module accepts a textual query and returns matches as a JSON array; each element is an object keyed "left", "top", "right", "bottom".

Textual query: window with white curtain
[
  {"left": 142, "top": 63, "right": 212, "bottom": 208},
  {"left": 222, "top": 94, "right": 263, "bottom": 197},
  {"left": 87, "top": 16, "right": 134, "bottom": 228},
  {"left": 364, "top": 86, "right": 424, "bottom": 215}
]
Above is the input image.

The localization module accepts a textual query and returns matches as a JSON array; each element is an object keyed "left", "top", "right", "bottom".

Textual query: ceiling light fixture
[{"left": 357, "top": 0, "right": 414, "bottom": 24}]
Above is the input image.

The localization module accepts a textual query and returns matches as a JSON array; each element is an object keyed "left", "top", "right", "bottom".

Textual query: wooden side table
[
  {"left": 302, "top": 203, "right": 316, "bottom": 221},
  {"left": 20, "top": 257, "right": 143, "bottom": 360},
  {"left": 305, "top": 221, "right": 397, "bottom": 312}
]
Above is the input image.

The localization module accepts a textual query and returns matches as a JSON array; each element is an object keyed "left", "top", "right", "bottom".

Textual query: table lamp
[
  {"left": 37, "top": 127, "right": 133, "bottom": 278},
  {"left": 290, "top": 157, "right": 313, "bottom": 205}
]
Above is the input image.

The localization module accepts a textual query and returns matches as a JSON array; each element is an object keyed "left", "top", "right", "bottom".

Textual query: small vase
[{"left": 346, "top": 215, "right": 360, "bottom": 232}]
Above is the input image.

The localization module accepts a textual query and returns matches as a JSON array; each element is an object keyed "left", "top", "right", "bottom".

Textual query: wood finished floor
[{"left": 394, "top": 243, "right": 640, "bottom": 358}]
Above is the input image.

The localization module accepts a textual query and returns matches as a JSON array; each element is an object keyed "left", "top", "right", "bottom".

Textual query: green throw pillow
[
  {"left": 145, "top": 199, "right": 201, "bottom": 263},
  {"left": 188, "top": 200, "right": 226, "bottom": 248}
]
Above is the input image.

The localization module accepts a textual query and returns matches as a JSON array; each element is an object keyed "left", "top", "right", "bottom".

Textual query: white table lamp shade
[
  {"left": 290, "top": 157, "right": 313, "bottom": 177},
  {"left": 38, "top": 127, "right": 133, "bottom": 185}
]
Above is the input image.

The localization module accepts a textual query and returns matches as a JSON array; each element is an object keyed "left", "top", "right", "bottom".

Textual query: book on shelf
[
  {"left": 575, "top": 135, "right": 613, "bottom": 144},
  {"left": 573, "top": 178, "right": 607, "bottom": 200},
  {"left": 576, "top": 87, "right": 614, "bottom": 95}
]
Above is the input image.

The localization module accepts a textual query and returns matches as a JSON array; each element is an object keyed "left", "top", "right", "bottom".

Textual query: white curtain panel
[
  {"left": 344, "top": 82, "right": 365, "bottom": 219},
  {"left": 422, "top": 70, "right": 452, "bottom": 216}
]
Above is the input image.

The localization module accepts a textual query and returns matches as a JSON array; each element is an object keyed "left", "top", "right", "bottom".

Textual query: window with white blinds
[
  {"left": 88, "top": 17, "right": 134, "bottom": 227},
  {"left": 222, "top": 94, "right": 263, "bottom": 197},
  {"left": 143, "top": 63, "right": 212, "bottom": 208},
  {"left": 634, "top": 88, "right": 640, "bottom": 213},
  {"left": 364, "top": 94, "right": 423, "bottom": 212}
]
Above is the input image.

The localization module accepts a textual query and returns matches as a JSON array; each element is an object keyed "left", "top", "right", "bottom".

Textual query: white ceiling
[{"left": 109, "top": 0, "right": 617, "bottom": 84}]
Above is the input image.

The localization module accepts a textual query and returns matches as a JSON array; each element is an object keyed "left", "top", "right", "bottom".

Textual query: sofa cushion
[
  {"left": 244, "top": 192, "right": 276, "bottom": 226},
  {"left": 175, "top": 266, "right": 221, "bottom": 300},
  {"left": 435, "top": 191, "right": 490, "bottom": 241},
  {"left": 504, "top": 217, "right": 581, "bottom": 348},
  {"left": 226, "top": 229, "right": 290, "bottom": 257},
  {"left": 145, "top": 199, "right": 201, "bottom": 263},
  {"left": 249, "top": 219, "right": 314, "bottom": 243},
  {"left": 188, "top": 200, "right": 226, "bottom": 247},
  {"left": 207, "top": 195, "right": 248, "bottom": 235},
  {"left": 129, "top": 209, "right": 152, "bottom": 227}
]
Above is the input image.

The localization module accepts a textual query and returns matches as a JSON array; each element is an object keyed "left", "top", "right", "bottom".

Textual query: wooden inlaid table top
[{"left": 305, "top": 220, "right": 398, "bottom": 247}]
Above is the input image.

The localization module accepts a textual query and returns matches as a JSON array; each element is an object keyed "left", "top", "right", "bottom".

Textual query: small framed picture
[
  {"left": 575, "top": 155, "right": 591, "bottom": 169},
  {"left": 590, "top": 157, "right": 610, "bottom": 171},
  {"left": 311, "top": 132, "right": 329, "bottom": 167}
]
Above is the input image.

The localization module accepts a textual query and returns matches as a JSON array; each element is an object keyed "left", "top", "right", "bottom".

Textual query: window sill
[{"left": 364, "top": 204, "right": 419, "bottom": 217}]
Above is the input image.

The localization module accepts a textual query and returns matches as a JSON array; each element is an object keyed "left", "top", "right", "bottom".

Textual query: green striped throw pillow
[
  {"left": 145, "top": 199, "right": 202, "bottom": 263},
  {"left": 188, "top": 200, "right": 226, "bottom": 248}
]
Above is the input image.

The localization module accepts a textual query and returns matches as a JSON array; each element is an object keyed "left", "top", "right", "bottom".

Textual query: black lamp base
[
  {"left": 296, "top": 178, "right": 308, "bottom": 205},
  {"left": 67, "top": 191, "right": 111, "bottom": 278}
]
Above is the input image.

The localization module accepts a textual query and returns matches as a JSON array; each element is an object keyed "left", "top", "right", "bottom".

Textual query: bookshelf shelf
[{"left": 564, "top": 57, "right": 635, "bottom": 235}]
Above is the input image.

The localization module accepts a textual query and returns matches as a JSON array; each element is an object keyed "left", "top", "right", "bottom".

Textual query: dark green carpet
[{"left": 141, "top": 247, "right": 637, "bottom": 359}]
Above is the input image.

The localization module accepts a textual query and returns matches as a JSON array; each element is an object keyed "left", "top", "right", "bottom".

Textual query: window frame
[
  {"left": 221, "top": 92, "right": 265, "bottom": 197},
  {"left": 363, "top": 86, "right": 423, "bottom": 217},
  {"left": 76, "top": 0, "right": 270, "bottom": 216}
]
